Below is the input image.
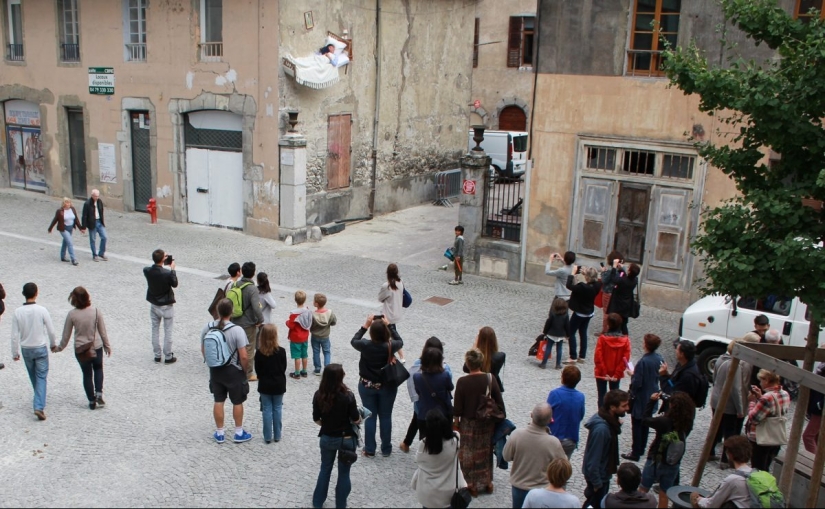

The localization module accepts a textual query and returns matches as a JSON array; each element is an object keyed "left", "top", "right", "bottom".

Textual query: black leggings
[
  {"left": 403, "top": 415, "right": 426, "bottom": 446},
  {"left": 76, "top": 347, "right": 104, "bottom": 401}
]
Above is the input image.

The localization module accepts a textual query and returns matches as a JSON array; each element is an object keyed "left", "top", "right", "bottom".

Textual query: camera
[
  {"left": 659, "top": 392, "right": 671, "bottom": 401},
  {"left": 163, "top": 254, "right": 174, "bottom": 266}
]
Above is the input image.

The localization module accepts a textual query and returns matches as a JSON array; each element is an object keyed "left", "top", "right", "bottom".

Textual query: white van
[
  {"left": 467, "top": 130, "right": 528, "bottom": 180},
  {"left": 679, "top": 294, "right": 823, "bottom": 379}
]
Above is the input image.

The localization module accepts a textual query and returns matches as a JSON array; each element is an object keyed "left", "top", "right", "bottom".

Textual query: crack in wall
[{"left": 395, "top": 0, "right": 413, "bottom": 153}]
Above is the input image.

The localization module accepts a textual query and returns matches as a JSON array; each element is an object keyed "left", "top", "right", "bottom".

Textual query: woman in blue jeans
[
  {"left": 350, "top": 314, "right": 403, "bottom": 457},
  {"left": 47, "top": 197, "right": 85, "bottom": 266},
  {"left": 255, "top": 324, "right": 286, "bottom": 443},
  {"left": 312, "top": 364, "right": 361, "bottom": 509},
  {"left": 564, "top": 267, "right": 601, "bottom": 363}
]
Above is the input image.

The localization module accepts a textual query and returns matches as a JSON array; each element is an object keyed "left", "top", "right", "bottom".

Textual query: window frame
[
  {"left": 627, "top": 0, "right": 681, "bottom": 77},
  {"left": 472, "top": 17, "right": 479, "bottom": 68},
  {"left": 506, "top": 15, "right": 536, "bottom": 69},
  {"left": 199, "top": 0, "right": 222, "bottom": 61},
  {"left": 583, "top": 144, "right": 697, "bottom": 184},
  {"left": 795, "top": 0, "right": 825, "bottom": 21},
  {"left": 3, "top": 0, "right": 24, "bottom": 61},
  {"left": 123, "top": 0, "right": 147, "bottom": 62},
  {"left": 56, "top": 0, "right": 79, "bottom": 63}
]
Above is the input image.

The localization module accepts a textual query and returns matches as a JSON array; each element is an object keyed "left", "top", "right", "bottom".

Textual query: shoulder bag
[
  {"left": 630, "top": 280, "right": 641, "bottom": 319},
  {"left": 207, "top": 286, "right": 227, "bottom": 319},
  {"left": 755, "top": 391, "right": 788, "bottom": 446},
  {"left": 475, "top": 373, "right": 505, "bottom": 421},
  {"left": 338, "top": 436, "right": 358, "bottom": 465},
  {"left": 450, "top": 436, "right": 472, "bottom": 509},
  {"left": 75, "top": 309, "right": 99, "bottom": 362},
  {"left": 380, "top": 340, "right": 410, "bottom": 388}
]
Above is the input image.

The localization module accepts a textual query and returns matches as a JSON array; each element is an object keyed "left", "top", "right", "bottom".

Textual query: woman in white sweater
[
  {"left": 411, "top": 409, "right": 467, "bottom": 508},
  {"left": 378, "top": 263, "right": 406, "bottom": 362}
]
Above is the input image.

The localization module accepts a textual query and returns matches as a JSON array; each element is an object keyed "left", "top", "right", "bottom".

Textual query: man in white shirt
[
  {"left": 11, "top": 283, "right": 57, "bottom": 421},
  {"left": 691, "top": 435, "right": 754, "bottom": 508}
]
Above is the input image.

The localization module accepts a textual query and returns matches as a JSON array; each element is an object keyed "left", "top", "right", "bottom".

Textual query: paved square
[{"left": 0, "top": 190, "right": 748, "bottom": 507}]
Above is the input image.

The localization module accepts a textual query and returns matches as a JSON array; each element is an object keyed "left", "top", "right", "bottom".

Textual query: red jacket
[
  {"left": 594, "top": 332, "right": 631, "bottom": 380},
  {"left": 285, "top": 309, "right": 311, "bottom": 343}
]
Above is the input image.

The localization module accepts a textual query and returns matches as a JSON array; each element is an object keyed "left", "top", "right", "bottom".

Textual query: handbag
[
  {"left": 528, "top": 334, "right": 543, "bottom": 357},
  {"left": 444, "top": 248, "right": 455, "bottom": 261},
  {"left": 629, "top": 281, "right": 641, "bottom": 319},
  {"left": 207, "top": 285, "right": 228, "bottom": 319},
  {"left": 450, "top": 436, "right": 472, "bottom": 509},
  {"left": 755, "top": 392, "right": 788, "bottom": 446},
  {"left": 594, "top": 289, "right": 604, "bottom": 308},
  {"left": 535, "top": 339, "right": 548, "bottom": 362},
  {"left": 75, "top": 310, "right": 99, "bottom": 362},
  {"left": 380, "top": 340, "right": 410, "bottom": 388},
  {"left": 474, "top": 373, "right": 505, "bottom": 421},
  {"left": 402, "top": 287, "right": 413, "bottom": 308},
  {"left": 338, "top": 436, "right": 358, "bottom": 465}
]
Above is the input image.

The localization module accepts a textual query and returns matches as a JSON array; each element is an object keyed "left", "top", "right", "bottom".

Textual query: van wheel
[{"left": 698, "top": 345, "right": 726, "bottom": 382}]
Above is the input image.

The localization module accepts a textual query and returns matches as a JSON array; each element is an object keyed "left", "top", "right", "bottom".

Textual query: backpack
[
  {"left": 658, "top": 430, "right": 686, "bottom": 466},
  {"left": 734, "top": 470, "right": 785, "bottom": 509},
  {"left": 202, "top": 323, "right": 237, "bottom": 368},
  {"left": 226, "top": 281, "right": 252, "bottom": 318},
  {"left": 690, "top": 370, "right": 710, "bottom": 409}
]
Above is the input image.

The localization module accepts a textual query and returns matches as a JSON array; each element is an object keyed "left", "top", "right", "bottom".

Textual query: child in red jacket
[
  {"left": 286, "top": 290, "right": 313, "bottom": 379},
  {"left": 594, "top": 313, "right": 631, "bottom": 408}
]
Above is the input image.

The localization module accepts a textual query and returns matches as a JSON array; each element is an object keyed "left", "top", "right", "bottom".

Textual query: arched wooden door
[{"left": 498, "top": 106, "right": 526, "bottom": 131}]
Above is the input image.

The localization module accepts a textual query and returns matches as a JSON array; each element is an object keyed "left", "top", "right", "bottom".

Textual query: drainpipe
[{"left": 368, "top": 0, "right": 382, "bottom": 218}]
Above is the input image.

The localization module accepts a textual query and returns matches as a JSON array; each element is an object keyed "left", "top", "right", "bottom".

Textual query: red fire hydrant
[{"left": 147, "top": 198, "right": 158, "bottom": 224}]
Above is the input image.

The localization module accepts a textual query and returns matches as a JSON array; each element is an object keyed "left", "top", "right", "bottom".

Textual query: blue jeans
[
  {"left": 596, "top": 378, "right": 620, "bottom": 409},
  {"left": 313, "top": 434, "right": 357, "bottom": 508},
  {"left": 22, "top": 346, "right": 49, "bottom": 411},
  {"left": 358, "top": 383, "right": 397, "bottom": 456},
  {"left": 512, "top": 486, "right": 530, "bottom": 509},
  {"left": 568, "top": 313, "right": 592, "bottom": 360},
  {"left": 60, "top": 226, "right": 76, "bottom": 262},
  {"left": 89, "top": 220, "right": 107, "bottom": 257},
  {"left": 260, "top": 393, "right": 283, "bottom": 442},
  {"left": 311, "top": 335, "right": 331, "bottom": 373},
  {"left": 539, "top": 339, "right": 563, "bottom": 367},
  {"left": 641, "top": 458, "right": 680, "bottom": 491}
]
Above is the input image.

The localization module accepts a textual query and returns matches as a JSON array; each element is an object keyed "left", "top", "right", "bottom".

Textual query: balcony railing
[
  {"left": 7, "top": 43, "right": 24, "bottom": 61},
  {"left": 199, "top": 42, "right": 223, "bottom": 62},
  {"left": 626, "top": 49, "right": 665, "bottom": 78},
  {"left": 125, "top": 43, "right": 146, "bottom": 62},
  {"left": 61, "top": 43, "right": 80, "bottom": 62}
]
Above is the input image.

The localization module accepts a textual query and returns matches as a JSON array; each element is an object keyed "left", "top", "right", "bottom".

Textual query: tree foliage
[{"left": 663, "top": 0, "right": 825, "bottom": 324}]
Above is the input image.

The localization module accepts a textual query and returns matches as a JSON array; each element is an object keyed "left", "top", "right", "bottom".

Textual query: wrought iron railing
[
  {"left": 199, "top": 42, "right": 223, "bottom": 62},
  {"left": 61, "top": 43, "right": 80, "bottom": 62},
  {"left": 7, "top": 44, "right": 23, "bottom": 61},
  {"left": 482, "top": 171, "right": 524, "bottom": 242},
  {"left": 125, "top": 43, "right": 146, "bottom": 62},
  {"left": 626, "top": 49, "right": 665, "bottom": 78}
]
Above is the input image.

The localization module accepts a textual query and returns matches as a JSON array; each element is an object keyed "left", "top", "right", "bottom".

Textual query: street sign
[
  {"left": 462, "top": 179, "right": 476, "bottom": 195},
  {"left": 88, "top": 67, "right": 115, "bottom": 95}
]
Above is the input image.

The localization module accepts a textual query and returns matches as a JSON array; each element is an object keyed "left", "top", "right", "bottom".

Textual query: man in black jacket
[
  {"left": 81, "top": 189, "right": 108, "bottom": 261},
  {"left": 144, "top": 249, "right": 178, "bottom": 364},
  {"left": 659, "top": 340, "right": 705, "bottom": 411}
]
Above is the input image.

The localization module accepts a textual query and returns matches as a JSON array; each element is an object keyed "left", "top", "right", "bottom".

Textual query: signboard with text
[{"left": 88, "top": 67, "right": 115, "bottom": 95}]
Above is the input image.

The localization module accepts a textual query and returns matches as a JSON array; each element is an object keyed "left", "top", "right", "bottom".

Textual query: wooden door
[
  {"left": 614, "top": 183, "right": 650, "bottom": 264},
  {"left": 327, "top": 114, "right": 351, "bottom": 189},
  {"left": 67, "top": 108, "right": 87, "bottom": 198},
  {"left": 498, "top": 106, "right": 526, "bottom": 131},
  {"left": 130, "top": 111, "right": 153, "bottom": 211}
]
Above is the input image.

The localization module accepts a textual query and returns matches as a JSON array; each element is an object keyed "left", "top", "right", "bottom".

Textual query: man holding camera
[{"left": 144, "top": 249, "right": 178, "bottom": 364}]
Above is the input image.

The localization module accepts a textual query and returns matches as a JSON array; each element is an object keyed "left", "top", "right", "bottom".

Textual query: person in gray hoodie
[
  {"left": 230, "top": 262, "right": 263, "bottom": 381},
  {"left": 582, "top": 389, "right": 630, "bottom": 509},
  {"left": 601, "top": 463, "right": 657, "bottom": 508}
]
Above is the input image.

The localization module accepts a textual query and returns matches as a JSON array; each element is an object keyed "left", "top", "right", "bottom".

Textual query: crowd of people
[{"left": 1, "top": 210, "right": 805, "bottom": 509}]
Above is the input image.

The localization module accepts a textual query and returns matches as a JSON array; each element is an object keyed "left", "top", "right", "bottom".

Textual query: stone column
[
  {"left": 278, "top": 134, "right": 308, "bottom": 244},
  {"left": 458, "top": 150, "right": 491, "bottom": 275}
]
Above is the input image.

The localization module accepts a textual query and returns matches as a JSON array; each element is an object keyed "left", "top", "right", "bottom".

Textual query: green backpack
[
  {"left": 657, "top": 430, "right": 686, "bottom": 466},
  {"left": 226, "top": 281, "right": 252, "bottom": 318},
  {"left": 735, "top": 469, "right": 785, "bottom": 509}
]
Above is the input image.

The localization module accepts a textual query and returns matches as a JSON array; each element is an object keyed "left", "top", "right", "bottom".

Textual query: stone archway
[
  {"left": 493, "top": 97, "right": 530, "bottom": 131},
  {"left": 469, "top": 105, "right": 490, "bottom": 128}
]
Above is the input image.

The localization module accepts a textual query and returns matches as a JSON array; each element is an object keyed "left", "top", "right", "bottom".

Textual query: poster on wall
[
  {"left": 6, "top": 127, "right": 46, "bottom": 192},
  {"left": 98, "top": 143, "right": 117, "bottom": 183}
]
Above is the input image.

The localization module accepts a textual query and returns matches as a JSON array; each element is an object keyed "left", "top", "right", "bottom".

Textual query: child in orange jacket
[{"left": 594, "top": 312, "right": 631, "bottom": 408}]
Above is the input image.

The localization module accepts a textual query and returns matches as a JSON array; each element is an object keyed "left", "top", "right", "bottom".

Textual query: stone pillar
[
  {"left": 458, "top": 150, "right": 491, "bottom": 275},
  {"left": 278, "top": 134, "right": 308, "bottom": 244}
]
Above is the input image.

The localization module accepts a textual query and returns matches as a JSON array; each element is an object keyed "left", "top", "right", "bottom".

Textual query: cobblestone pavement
[{"left": 0, "top": 189, "right": 739, "bottom": 507}]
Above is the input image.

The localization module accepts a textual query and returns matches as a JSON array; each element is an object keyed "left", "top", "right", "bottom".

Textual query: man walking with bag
[{"left": 82, "top": 189, "right": 108, "bottom": 262}]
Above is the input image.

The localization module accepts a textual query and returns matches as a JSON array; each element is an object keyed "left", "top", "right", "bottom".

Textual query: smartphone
[
  {"left": 164, "top": 254, "right": 174, "bottom": 266},
  {"left": 600, "top": 262, "right": 605, "bottom": 267},
  {"left": 576, "top": 266, "right": 583, "bottom": 274},
  {"left": 373, "top": 314, "right": 384, "bottom": 320}
]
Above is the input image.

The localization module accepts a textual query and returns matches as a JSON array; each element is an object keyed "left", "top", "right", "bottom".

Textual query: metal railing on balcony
[
  {"left": 7, "top": 43, "right": 24, "bottom": 61},
  {"left": 125, "top": 43, "right": 146, "bottom": 62},
  {"left": 61, "top": 43, "right": 80, "bottom": 62},
  {"left": 626, "top": 49, "right": 665, "bottom": 78},
  {"left": 199, "top": 42, "right": 223, "bottom": 62}
]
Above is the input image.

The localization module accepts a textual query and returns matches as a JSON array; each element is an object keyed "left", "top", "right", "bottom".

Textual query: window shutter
[
  {"left": 473, "top": 18, "right": 480, "bottom": 68},
  {"left": 574, "top": 179, "right": 614, "bottom": 258},
  {"left": 507, "top": 16, "right": 522, "bottom": 68}
]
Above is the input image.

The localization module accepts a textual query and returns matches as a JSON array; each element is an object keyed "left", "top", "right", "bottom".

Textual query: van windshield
[{"left": 513, "top": 135, "right": 528, "bottom": 153}]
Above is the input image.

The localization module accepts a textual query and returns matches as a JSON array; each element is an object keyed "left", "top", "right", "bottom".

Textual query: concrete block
[
  {"left": 320, "top": 222, "right": 345, "bottom": 235},
  {"left": 310, "top": 226, "right": 323, "bottom": 241},
  {"left": 229, "top": 94, "right": 245, "bottom": 114},
  {"left": 280, "top": 184, "right": 306, "bottom": 229},
  {"left": 480, "top": 255, "right": 509, "bottom": 279},
  {"left": 215, "top": 95, "right": 230, "bottom": 111}
]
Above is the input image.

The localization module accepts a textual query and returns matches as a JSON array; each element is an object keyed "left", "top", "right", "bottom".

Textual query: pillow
[{"left": 325, "top": 36, "right": 347, "bottom": 55}]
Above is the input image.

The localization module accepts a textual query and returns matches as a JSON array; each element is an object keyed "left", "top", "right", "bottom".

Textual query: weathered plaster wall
[
  {"left": 470, "top": 0, "right": 536, "bottom": 130},
  {"left": 279, "top": 0, "right": 474, "bottom": 223},
  {"left": 0, "top": 0, "right": 280, "bottom": 235}
]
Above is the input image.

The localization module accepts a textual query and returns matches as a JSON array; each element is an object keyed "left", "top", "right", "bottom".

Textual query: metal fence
[
  {"left": 482, "top": 172, "right": 523, "bottom": 242},
  {"left": 433, "top": 168, "right": 462, "bottom": 207},
  {"left": 60, "top": 43, "right": 80, "bottom": 62}
]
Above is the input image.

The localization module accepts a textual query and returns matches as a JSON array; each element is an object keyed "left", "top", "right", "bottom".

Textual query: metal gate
[
  {"left": 67, "top": 109, "right": 87, "bottom": 198},
  {"left": 130, "top": 111, "right": 153, "bottom": 211},
  {"left": 482, "top": 170, "right": 524, "bottom": 242}
]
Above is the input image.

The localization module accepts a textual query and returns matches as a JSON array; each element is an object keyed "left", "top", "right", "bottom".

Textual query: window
[
  {"left": 583, "top": 145, "right": 695, "bottom": 181},
  {"left": 57, "top": 0, "right": 79, "bottom": 62},
  {"left": 123, "top": 0, "right": 147, "bottom": 62},
  {"left": 473, "top": 18, "right": 479, "bottom": 68},
  {"left": 507, "top": 16, "right": 535, "bottom": 68},
  {"left": 586, "top": 147, "right": 617, "bottom": 170},
  {"left": 737, "top": 296, "right": 792, "bottom": 317},
  {"left": 796, "top": 0, "right": 825, "bottom": 21},
  {"left": 627, "top": 0, "right": 681, "bottom": 77},
  {"left": 199, "top": 0, "right": 222, "bottom": 61},
  {"left": 5, "top": 0, "right": 23, "bottom": 61}
]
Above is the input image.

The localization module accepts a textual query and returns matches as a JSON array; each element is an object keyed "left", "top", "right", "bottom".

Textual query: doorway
[
  {"left": 498, "top": 106, "right": 526, "bottom": 131},
  {"left": 130, "top": 111, "right": 153, "bottom": 211},
  {"left": 326, "top": 114, "right": 351, "bottom": 189},
  {"left": 614, "top": 183, "right": 650, "bottom": 264},
  {"left": 67, "top": 108, "right": 87, "bottom": 198}
]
